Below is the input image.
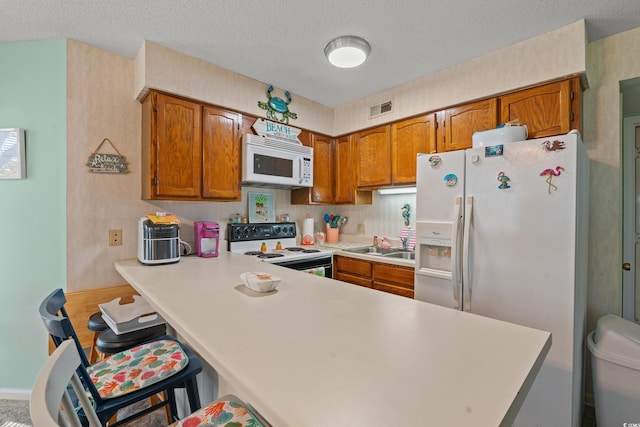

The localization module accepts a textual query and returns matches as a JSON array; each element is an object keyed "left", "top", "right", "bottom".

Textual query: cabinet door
[
  {"left": 373, "top": 263, "right": 414, "bottom": 298},
  {"left": 334, "top": 136, "right": 355, "bottom": 204},
  {"left": 291, "top": 133, "right": 335, "bottom": 204},
  {"left": 311, "top": 134, "right": 335, "bottom": 203},
  {"left": 334, "top": 255, "right": 373, "bottom": 288},
  {"left": 439, "top": 99, "right": 497, "bottom": 152},
  {"left": 499, "top": 78, "right": 579, "bottom": 139},
  {"left": 202, "top": 106, "right": 241, "bottom": 200},
  {"left": 154, "top": 93, "right": 202, "bottom": 198},
  {"left": 391, "top": 114, "right": 437, "bottom": 185},
  {"left": 356, "top": 125, "right": 392, "bottom": 188}
]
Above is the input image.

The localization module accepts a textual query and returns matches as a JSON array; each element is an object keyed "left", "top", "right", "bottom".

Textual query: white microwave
[{"left": 242, "top": 134, "right": 313, "bottom": 189}]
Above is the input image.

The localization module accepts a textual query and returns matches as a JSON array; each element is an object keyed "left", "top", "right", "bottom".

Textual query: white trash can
[{"left": 587, "top": 314, "right": 640, "bottom": 427}]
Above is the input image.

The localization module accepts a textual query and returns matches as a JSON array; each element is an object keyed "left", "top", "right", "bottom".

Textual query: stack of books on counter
[{"left": 98, "top": 295, "right": 166, "bottom": 335}]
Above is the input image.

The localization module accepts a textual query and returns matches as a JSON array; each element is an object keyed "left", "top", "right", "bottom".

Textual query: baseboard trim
[{"left": 0, "top": 389, "right": 30, "bottom": 400}]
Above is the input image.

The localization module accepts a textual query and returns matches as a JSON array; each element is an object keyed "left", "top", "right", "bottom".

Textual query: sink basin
[
  {"left": 382, "top": 251, "right": 415, "bottom": 260},
  {"left": 344, "top": 246, "right": 392, "bottom": 255}
]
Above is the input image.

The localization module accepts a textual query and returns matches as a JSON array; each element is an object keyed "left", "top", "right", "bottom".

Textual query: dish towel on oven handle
[{"left": 302, "top": 266, "right": 325, "bottom": 277}]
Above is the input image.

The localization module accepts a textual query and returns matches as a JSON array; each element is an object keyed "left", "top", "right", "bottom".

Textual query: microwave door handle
[{"left": 298, "top": 157, "right": 303, "bottom": 184}]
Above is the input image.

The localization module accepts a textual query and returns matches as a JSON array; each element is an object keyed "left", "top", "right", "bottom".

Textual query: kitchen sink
[
  {"left": 344, "top": 246, "right": 393, "bottom": 255},
  {"left": 382, "top": 251, "right": 416, "bottom": 260}
]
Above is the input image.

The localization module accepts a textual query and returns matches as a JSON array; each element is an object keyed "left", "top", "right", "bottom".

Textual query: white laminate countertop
[{"left": 115, "top": 254, "right": 550, "bottom": 427}]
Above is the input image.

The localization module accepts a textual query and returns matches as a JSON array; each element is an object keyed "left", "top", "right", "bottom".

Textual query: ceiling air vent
[{"left": 369, "top": 100, "right": 393, "bottom": 119}]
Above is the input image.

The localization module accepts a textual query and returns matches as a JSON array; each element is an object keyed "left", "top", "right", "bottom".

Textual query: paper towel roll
[{"left": 301, "top": 217, "right": 314, "bottom": 245}]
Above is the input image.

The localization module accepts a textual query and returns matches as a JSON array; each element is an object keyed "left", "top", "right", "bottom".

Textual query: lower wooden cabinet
[
  {"left": 372, "top": 262, "right": 415, "bottom": 298},
  {"left": 334, "top": 255, "right": 414, "bottom": 298},
  {"left": 334, "top": 255, "right": 372, "bottom": 288}
]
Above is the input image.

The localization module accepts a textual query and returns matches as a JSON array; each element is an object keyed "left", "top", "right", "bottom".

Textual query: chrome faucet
[{"left": 400, "top": 237, "right": 409, "bottom": 250}]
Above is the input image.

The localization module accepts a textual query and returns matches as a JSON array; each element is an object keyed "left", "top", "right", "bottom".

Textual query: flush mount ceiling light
[{"left": 324, "top": 35, "right": 371, "bottom": 68}]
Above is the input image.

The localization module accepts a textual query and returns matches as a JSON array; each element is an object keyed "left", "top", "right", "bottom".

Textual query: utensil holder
[{"left": 326, "top": 226, "right": 339, "bottom": 243}]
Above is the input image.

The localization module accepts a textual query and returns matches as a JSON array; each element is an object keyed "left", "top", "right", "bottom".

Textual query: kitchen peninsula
[{"left": 115, "top": 254, "right": 550, "bottom": 426}]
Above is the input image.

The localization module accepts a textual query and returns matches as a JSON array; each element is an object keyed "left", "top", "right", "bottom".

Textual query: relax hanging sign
[{"left": 86, "top": 138, "right": 130, "bottom": 174}]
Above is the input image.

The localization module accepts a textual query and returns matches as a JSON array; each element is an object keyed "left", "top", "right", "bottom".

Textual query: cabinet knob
[{"left": 623, "top": 263, "right": 631, "bottom": 271}]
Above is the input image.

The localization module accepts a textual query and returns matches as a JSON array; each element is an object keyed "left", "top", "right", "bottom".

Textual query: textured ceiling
[{"left": 2, "top": 0, "right": 640, "bottom": 107}]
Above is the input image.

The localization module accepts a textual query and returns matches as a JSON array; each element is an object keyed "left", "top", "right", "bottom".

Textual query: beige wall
[
  {"left": 583, "top": 26, "right": 640, "bottom": 326},
  {"left": 67, "top": 40, "right": 146, "bottom": 289},
  {"left": 334, "top": 20, "right": 587, "bottom": 135},
  {"left": 135, "top": 41, "right": 335, "bottom": 136}
]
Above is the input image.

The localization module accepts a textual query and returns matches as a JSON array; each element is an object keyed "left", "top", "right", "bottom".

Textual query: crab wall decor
[{"left": 257, "top": 85, "right": 298, "bottom": 124}]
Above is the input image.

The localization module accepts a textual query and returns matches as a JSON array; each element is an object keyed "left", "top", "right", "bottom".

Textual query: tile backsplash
[{"left": 148, "top": 188, "right": 417, "bottom": 248}]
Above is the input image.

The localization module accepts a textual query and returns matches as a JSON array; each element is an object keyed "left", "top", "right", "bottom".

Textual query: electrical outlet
[
  {"left": 357, "top": 223, "right": 365, "bottom": 234},
  {"left": 109, "top": 229, "right": 122, "bottom": 246}
]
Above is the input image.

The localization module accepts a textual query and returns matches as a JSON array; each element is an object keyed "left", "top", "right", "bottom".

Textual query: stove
[{"left": 227, "top": 222, "right": 333, "bottom": 277}]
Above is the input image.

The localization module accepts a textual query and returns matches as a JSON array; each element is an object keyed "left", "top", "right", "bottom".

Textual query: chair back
[
  {"left": 30, "top": 340, "right": 102, "bottom": 427},
  {"left": 38, "top": 289, "right": 104, "bottom": 405}
]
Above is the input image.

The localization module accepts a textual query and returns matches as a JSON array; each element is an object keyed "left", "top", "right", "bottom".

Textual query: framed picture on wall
[
  {"left": 248, "top": 192, "right": 275, "bottom": 223},
  {"left": 0, "top": 128, "right": 26, "bottom": 179}
]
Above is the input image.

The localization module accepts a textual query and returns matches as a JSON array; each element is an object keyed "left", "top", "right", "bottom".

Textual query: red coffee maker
[{"left": 194, "top": 221, "right": 220, "bottom": 257}]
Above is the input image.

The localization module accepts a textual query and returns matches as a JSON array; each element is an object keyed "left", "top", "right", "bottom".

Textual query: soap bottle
[
  {"left": 373, "top": 236, "right": 379, "bottom": 247},
  {"left": 261, "top": 242, "right": 267, "bottom": 253}
]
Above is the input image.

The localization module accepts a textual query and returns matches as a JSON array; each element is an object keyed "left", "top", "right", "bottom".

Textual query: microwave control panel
[{"left": 301, "top": 157, "right": 312, "bottom": 186}]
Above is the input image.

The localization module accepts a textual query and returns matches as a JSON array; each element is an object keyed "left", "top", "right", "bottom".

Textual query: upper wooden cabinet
[
  {"left": 291, "top": 132, "right": 335, "bottom": 205},
  {"left": 142, "top": 92, "right": 202, "bottom": 199},
  {"left": 334, "top": 135, "right": 372, "bottom": 205},
  {"left": 391, "top": 114, "right": 437, "bottom": 185},
  {"left": 498, "top": 77, "right": 581, "bottom": 139},
  {"left": 201, "top": 106, "right": 241, "bottom": 200},
  {"left": 355, "top": 125, "right": 392, "bottom": 188},
  {"left": 141, "top": 91, "right": 241, "bottom": 201},
  {"left": 438, "top": 98, "right": 497, "bottom": 152}
]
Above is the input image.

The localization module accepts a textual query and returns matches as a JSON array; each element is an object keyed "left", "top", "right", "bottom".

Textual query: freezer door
[
  {"left": 414, "top": 215, "right": 462, "bottom": 308},
  {"left": 416, "top": 151, "right": 465, "bottom": 222},
  {"left": 415, "top": 151, "right": 465, "bottom": 307}
]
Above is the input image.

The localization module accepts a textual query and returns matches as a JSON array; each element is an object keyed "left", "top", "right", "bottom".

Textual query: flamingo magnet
[
  {"left": 540, "top": 166, "right": 565, "bottom": 194},
  {"left": 497, "top": 171, "right": 511, "bottom": 189}
]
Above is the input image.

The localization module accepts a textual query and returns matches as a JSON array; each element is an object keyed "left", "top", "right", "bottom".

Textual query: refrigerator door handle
[
  {"left": 451, "top": 196, "right": 463, "bottom": 309},
  {"left": 462, "top": 196, "right": 473, "bottom": 311}
]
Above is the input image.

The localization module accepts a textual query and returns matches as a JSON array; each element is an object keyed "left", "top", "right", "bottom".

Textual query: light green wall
[{"left": 0, "top": 39, "right": 66, "bottom": 392}]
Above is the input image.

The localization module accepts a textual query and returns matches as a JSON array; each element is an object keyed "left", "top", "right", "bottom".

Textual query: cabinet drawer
[
  {"left": 335, "top": 272, "right": 372, "bottom": 288},
  {"left": 373, "top": 263, "right": 414, "bottom": 290},
  {"left": 334, "top": 256, "right": 372, "bottom": 277},
  {"left": 372, "top": 282, "right": 414, "bottom": 298}
]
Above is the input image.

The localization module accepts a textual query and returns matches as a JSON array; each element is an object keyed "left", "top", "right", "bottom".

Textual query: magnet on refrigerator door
[
  {"left": 497, "top": 171, "right": 511, "bottom": 189},
  {"left": 444, "top": 173, "right": 457, "bottom": 187},
  {"left": 540, "top": 166, "right": 565, "bottom": 194},
  {"left": 484, "top": 145, "right": 504, "bottom": 157}
]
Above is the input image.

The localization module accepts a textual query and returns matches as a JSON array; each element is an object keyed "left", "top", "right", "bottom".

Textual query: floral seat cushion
[
  {"left": 170, "top": 395, "right": 266, "bottom": 427},
  {"left": 87, "top": 339, "right": 188, "bottom": 399}
]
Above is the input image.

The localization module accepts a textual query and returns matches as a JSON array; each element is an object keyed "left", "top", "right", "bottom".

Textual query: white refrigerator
[{"left": 414, "top": 131, "right": 589, "bottom": 427}]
